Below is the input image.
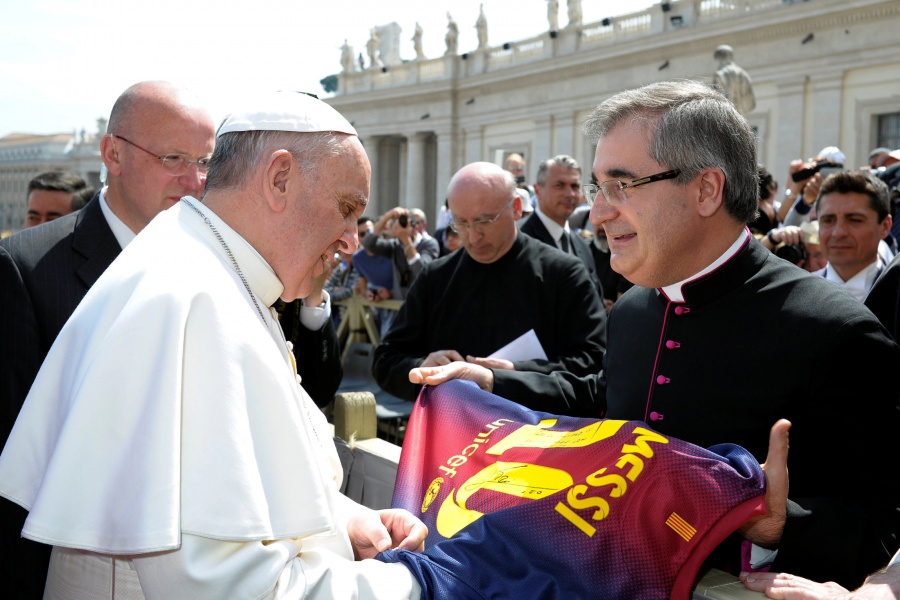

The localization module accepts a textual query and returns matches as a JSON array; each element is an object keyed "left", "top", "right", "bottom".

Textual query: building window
[{"left": 878, "top": 113, "right": 900, "bottom": 151}]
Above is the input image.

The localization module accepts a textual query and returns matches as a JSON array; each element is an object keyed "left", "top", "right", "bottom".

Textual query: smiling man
[
  {"left": 410, "top": 80, "right": 899, "bottom": 589},
  {"left": 812, "top": 170, "right": 893, "bottom": 301}
]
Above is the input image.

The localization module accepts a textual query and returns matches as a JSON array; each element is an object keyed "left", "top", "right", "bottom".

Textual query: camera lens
[{"left": 398, "top": 214, "right": 409, "bottom": 227}]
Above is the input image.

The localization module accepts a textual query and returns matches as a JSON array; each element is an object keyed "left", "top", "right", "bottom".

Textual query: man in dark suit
[
  {"left": 411, "top": 80, "right": 899, "bottom": 589},
  {"left": 520, "top": 154, "right": 604, "bottom": 301},
  {"left": 865, "top": 250, "right": 900, "bottom": 341}
]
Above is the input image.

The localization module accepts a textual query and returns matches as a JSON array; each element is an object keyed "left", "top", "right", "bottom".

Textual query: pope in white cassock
[{"left": 0, "top": 92, "right": 427, "bottom": 599}]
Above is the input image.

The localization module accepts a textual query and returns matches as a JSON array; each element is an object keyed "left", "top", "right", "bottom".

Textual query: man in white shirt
[
  {"left": 812, "top": 170, "right": 893, "bottom": 301},
  {"left": 0, "top": 91, "right": 426, "bottom": 599},
  {"left": 520, "top": 154, "right": 604, "bottom": 299}
]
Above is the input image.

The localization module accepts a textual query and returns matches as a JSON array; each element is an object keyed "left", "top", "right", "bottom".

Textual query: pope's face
[{"left": 280, "top": 137, "right": 370, "bottom": 300}]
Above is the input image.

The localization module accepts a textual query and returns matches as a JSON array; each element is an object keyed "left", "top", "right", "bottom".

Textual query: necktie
[{"left": 559, "top": 232, "right": 570, "bottom": 253}]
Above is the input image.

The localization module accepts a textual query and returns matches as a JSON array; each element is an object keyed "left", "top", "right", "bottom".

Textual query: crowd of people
[{"left": 0, "top": 78, "right": 897, "bottom": 599}]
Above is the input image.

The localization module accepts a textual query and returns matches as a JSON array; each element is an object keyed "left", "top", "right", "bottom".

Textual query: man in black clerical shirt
[{"left": 372, "top": 161, "right": 606, "bottom": 415}]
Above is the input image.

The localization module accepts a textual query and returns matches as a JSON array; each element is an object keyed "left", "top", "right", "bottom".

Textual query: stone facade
[
  {"left": 327, "top": 0, "right": 900, "bottom": 225},
  {"left": 0, "top": 122, "right": 104, "bottom": 234}
]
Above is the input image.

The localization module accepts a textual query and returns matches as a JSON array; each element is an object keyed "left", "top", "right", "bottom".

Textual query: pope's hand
[{"left": 347, "top": 508, "right": 428, "bottom": 560}]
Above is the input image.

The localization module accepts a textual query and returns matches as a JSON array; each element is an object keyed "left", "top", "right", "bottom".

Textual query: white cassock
[{"left": 0, "top": 200, "right": 419, "bottom": 600}]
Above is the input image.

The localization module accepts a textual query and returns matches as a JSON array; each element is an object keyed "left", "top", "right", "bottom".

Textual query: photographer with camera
[
  {"left": 363, "top": 205, "right": 439, "bottom": 302},
  {"left": 760, "top": 222, "right": 826, "bottom": 273},
  {"left": 778, "top": 147, "right": 845, "bottom": 226}
]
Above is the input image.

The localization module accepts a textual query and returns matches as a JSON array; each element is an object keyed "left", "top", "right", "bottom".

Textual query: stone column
[
  {"left": 405, "top": 133, "right": 428, "bottom": 210},
  {"left": 360, "top": 136, "right": 381, "bottom": 216},
  {"left": 773, "top": 79, "right": 806, "bottom": 180},
  {"left": 464, "top": 125, "right": 483, "bottom": 164},
  {"left": 809, "top": 73, "right": 844, "bottom": 160},
  {"left": 534, "top": 115, "right": 553, "bottom": 164},
  {"left": 554, "top": 113, "right": 576, "bottom": 159},
  {"left": 435, "top": 128, "right": 455, "bottom": 215}
]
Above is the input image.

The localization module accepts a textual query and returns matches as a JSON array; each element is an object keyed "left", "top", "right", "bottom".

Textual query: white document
[{"left": 487, "top": 329, "right": 548, "bottom": 362}]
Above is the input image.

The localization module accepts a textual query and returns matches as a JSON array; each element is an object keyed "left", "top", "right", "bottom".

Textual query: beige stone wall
[{"left": 328, "top": 0, "right": 900, "bottom": 223}]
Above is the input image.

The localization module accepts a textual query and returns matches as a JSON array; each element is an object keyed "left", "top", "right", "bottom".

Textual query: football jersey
[{"left": 377, "top": 380, "right": 767, "bottom": 599}]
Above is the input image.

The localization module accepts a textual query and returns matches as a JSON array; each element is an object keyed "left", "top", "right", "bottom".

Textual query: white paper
[{"left": 487, "top": 329, "right": 548, "bottom": 362}]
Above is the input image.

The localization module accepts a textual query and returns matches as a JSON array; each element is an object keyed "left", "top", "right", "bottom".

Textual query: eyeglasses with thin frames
[
  {"left": 582, "top": 169, "right": 681, "bottom": 206},
  {"left": 449, "top": 197, "right": 514, "bottom": 234},
  {"left": 111, "top": 134, "right": 211, "bottom": 177}
]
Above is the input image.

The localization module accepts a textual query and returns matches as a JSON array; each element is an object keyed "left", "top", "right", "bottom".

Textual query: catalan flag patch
[{"left": 666, "top": 512, "right": 697, "bottom": 542}]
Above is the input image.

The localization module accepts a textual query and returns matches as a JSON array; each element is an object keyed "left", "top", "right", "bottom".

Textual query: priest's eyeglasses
[
  {"left": 112, "top": 134, "right": 211, "bottom": 176},
  {"left": 582, "top": 169, "right": 681, "bottom": 206},
  {"left": 449, "top": 197, "right": 514, "bottom": 234}
]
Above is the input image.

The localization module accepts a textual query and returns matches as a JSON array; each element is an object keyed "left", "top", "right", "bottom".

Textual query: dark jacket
[
  {"left": 493, "top": 237, "right": 900, "bottom": 588},
  {"left": 372, "top": 234, "right": 607, "bottom": 411}
]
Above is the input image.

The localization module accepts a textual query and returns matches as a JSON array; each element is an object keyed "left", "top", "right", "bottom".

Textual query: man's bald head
[
  {"left": 447, "top": 162, "right": 520, "bottom": 264},
  {"left": 448, "top": 162, "right": 517, "bottom": 202},
  {"left": 101, "top": 81, "right": 216, "bottom": 233}
]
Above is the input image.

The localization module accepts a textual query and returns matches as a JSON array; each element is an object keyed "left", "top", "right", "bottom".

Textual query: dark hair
[
  {"left": 28, "top": 171, "right": 94, "bottom": 210},
  {"left": 535, "top": 155, "right": 581, "bottom": 186},
  {"left": 583, "top": 80, "right": 758, "bottom": 224},
  {"left": 757, "top": 165, "right": 777, "bottom": 202},
  {"left": 815, "top": 170, "right": 891, "bottom": 222}
]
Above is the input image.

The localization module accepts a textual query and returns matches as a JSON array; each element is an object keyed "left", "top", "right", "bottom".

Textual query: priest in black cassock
[{"left": 372, "top": 161, "right": 607, "bottom": 416}]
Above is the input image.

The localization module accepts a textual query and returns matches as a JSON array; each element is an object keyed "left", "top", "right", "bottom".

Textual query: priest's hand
[
  {"left": 420, "top": 349, "right": 464, "bottom": 367},
  {"left": 409, "top": 362, "right": 494, "bottom": 392},
  {"left": 347, "top": 507, "right": 428, "bottom": 560},
  {"left": 738, "top": 419, "right": 791, "bottom": 548},
  {"left": 467, "top": 356, "right": 514, "bottom": 371},
  {"left": 740, "top": 567, "right": 900, "bottom": 600}
]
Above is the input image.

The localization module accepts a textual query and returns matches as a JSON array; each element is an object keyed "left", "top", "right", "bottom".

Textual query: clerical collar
[
  {"left": 98, "top": 188, "right": 137, "bottom": 249},
  {"left": 661, "top": 228, "right": 750, "bottom": 303},
  {"left": 180, "top": 198, "right": 284, "bottom": 308},
  {"left": 534, "top": 205, "right": 571, "bottom": 247}
]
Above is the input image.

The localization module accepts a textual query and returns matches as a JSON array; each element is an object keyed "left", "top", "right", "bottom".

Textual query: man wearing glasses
[
  {"left": 411, "top": 81, "right": 899, "bottom": 589},
  {"left": 372, "top": 161, "right": 606, "bottom": 413}
]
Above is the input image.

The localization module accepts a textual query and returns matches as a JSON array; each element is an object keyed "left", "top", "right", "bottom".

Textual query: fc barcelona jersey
[{"left": 377, "top": 380, "right": 767, "bottom": 599}]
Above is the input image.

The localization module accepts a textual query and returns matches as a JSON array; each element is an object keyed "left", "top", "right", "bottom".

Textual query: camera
[
  {"left": 775, "top": 241, "right": 808, "bottom": 266},
  {"left": 791, "top": 160, "right": 843, "bottom": 182},
  {"left": 398, "top": 214, "right": 408, "bottom": 227}
]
